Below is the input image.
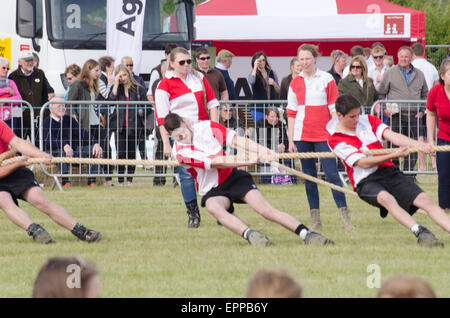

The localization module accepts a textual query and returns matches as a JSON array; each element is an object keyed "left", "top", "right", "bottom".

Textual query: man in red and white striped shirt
[
  {"left": 163, "top": 113, "right": 333, "bottom": 246},
  {"left": 327, "top": 94, "right": 450, "bottom": 248}
]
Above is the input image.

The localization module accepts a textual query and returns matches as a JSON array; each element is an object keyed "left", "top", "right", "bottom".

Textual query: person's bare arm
[
  {"left": 9, "top": 137, "right": 52, "bottom": 163},
  {"left": 354, "top": 147, "right": 409, "bottom": 169},
  {"left": 0, "top": 156, "right": 30, "bottom": 178}
]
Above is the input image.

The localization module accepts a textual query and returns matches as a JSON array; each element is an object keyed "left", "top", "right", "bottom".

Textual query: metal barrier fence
[
  {"left": 0, "top": 99, "right": 35, "bottom": 144},
  {"left": 370, "top": 99, "right": 436, "bottom": 175},
  {"left": 3, "top": 98, "right": 433, "bottom": 190}
]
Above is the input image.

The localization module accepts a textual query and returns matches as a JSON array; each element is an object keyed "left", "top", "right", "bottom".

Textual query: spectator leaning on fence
[
  {"left": 338, "top": 55, "right": 378, "bottom": 111},
  {"left": 0, "top": 57, "right": 22, "bottom": 129},
  {"left": 42, "top": 97, "right": 103, "bottom": 189},
  {"left": 154, "top": 47, "right": 220, "bottom": 228},
  {"left": 287, "top": 44, "right": 353, "bottom": 231},
  {"left": 108, "top": 64, "right": 147, "bottom": 186},
  {"left": 378, "top": 46, "right": 429, "bottom": 175},
  {"left": 426, "top": 58, "right": 450, "bottom": 214}
]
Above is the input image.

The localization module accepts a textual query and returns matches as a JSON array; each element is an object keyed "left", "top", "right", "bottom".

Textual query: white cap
[{"left": 19, "top": 50, "right": 34, "bottom": 61}]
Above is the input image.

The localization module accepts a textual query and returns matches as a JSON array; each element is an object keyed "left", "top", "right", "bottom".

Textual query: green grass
[{"left": 0, "top": 175, "right": 449, "bottom": 298}]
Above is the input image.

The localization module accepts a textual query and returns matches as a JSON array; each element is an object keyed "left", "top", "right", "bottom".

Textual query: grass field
[{"left": 0, "top": 174, "right": 449, "bottom": 298}]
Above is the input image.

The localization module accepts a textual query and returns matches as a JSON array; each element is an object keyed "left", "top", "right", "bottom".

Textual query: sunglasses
[
  {"left": 350, "top": 65, "right": 362, "bottom": 69},
  {"left": 373, "top": 55, "right": 384, "bottom": 60},
  {"left": 198, "top": 56, "right": 211, "bottom": 61},
  {"left": 126, "top": 64, "right": 133, "bottom": 67},
  {"left": 1, "top": 66, "right": 9, "bottom": 70},
  {"left": 178, "top": 59, "right": 192, "bottom": 66}
]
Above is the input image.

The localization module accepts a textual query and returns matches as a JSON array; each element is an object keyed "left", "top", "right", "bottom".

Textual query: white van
[{"left": 0, "top": 0, "right": 195, "bottom": 95}]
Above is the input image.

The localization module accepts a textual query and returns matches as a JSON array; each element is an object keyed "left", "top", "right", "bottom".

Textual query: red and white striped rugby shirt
[
  {"left": 172, "top": 120, "right": 236, "bottom": 195},
  {"left": 327, "top": 115, "right": 395, "bottom": 190},
  {"left": 154, "top": 70, "right": 220, "bottom": 126},
  {"left": 287, "top": 70, "right": 339, "bottom": 142}
]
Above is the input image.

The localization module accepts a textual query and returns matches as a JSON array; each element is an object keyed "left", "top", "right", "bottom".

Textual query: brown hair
[
  {"left": 349, "top": 55, "right": 371, "bottom": 87},
  {"left": 411, "top": 43, "right": 425, "bottom": 57},
  {"left": 246, "top": 269, "right": 303, "bottom": 298},
  {"left": 115, "top": 64, "right": 140, "bottom": 89},
  {"left": 439, "top": 58, "right": 450, "bottom": 85},
  {"left": 163, "top": 112, "right": 184, "bottom": 133},
  {"left": 64, "top": 64, "right": 81, "bottom": 77},
  {"left": 78, "top": 59, "right": 99, "bottom": 95},
  {"left": 98, "top": 56, "right": 115, "bottom": 72},
  {"left": 297, "top": 44, "right": 319, "bottom": 58},
  {"left": 33, "top": 257, "right": 98, "bottom": 298},
  {"left": 377, "top": 274, "right": 436, "bottom": 298},
  {"left": 168, "top": 47, "right": 191, "bottom": 71},
  {"left": 330, "top": 50, "right": 347, "bottom": 65}
]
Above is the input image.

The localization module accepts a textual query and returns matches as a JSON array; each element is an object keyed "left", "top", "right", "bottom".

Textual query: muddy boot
[
  {"left": 186, "top": 202, "right": 201, "bottom": 228},
  {"left": 310, "top": 209, "right": 322, "bottom": 230},
  {"left": 338, "top": 207, "right": 354, "bottom": 231}
]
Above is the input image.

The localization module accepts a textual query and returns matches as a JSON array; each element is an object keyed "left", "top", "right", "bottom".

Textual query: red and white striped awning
[{"left": 195, "top": 0, "right": 425, "bottom": 42}]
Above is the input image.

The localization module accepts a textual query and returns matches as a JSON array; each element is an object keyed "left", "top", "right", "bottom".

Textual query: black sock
[{"left": 295, "top": 224, "right": 309, "bottom": 235}]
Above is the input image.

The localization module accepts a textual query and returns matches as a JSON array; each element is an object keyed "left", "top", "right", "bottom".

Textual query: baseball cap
[
  {"left": 19, "top": 50, "right": 34, "bottom": 61},
  {"left": 217, "top": 49, "right": 235, "bottom": 59}
]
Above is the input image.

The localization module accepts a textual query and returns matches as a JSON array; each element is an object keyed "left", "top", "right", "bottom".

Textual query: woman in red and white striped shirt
[
  {"left": 287, "top": 44, "right": 352, "bottom": 231},
  {"left": 154, "top": 47, "right": 219, "bottom": 228}
]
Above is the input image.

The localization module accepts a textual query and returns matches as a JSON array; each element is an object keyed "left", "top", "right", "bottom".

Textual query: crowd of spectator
[{"left": 0, "top": 42, "right": 447, "bottom": 194}]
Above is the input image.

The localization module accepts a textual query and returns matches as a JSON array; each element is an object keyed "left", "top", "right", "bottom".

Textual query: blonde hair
[
  {"left": 115, "top": 64, "right": 140, "bottom": 89},
  {"left": 246, "top": 269, "right": 303, "bottom": 298},
  {"left": 330, "top": 50, "right": 348, "bottom": 65},
  {"left": 372, "top": 46, "right": 386, "bottom": 55},
  {"left": 78, "top": 59, "right": 99, "bottom": 95}
]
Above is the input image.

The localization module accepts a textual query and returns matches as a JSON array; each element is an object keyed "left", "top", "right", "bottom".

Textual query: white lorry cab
[{"left": 0, "top": 0, "right": 195, "bottom": 96}]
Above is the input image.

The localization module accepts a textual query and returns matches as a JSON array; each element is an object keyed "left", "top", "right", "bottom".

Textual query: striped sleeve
[
  {"left": 176, "top": 147, "right": 213, "bottom": 170},
  {"left": 154, "top": 79, "right": 171, "bottom": 125},
  {"left": 210, "top": 121, "right": 236, "bottom": 147},
  {"left": 326, "top": 78, "right": 338, "bottom": 114},
  {"left": 286, "top": 86, "right": 299, "bottom": 118},
  {"left": 328, "top": 136, "right": 366, "bottom": 168},
  {"left": 368, "top": 115, "right": 389, "bottom": 142}
]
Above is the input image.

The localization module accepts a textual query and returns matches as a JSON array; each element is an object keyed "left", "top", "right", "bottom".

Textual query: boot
[
  {"left": 71, "top": 223, "right": 102, "bottom": 243},
  {"left": 310, "top": 209, "right": 322, "bottom": 230},
  {"left": 338, "top": 207, "right": 354, "bottom": 231},
  {"left": 186, "top": 202, "right": 201, "bottom": 228}
]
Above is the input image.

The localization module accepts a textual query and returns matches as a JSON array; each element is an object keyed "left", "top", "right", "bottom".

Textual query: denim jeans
[
  {"left": 170, "top": 138, "right": 198, "bottom": 204},
  {"left": 295, "top": 141, "right": 347, "bottom": 210},
  {"left": 437, "top": 138, "right": 450, "bottom": 209}
]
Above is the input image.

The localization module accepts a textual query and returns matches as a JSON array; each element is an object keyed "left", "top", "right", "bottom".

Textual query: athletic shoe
[
  {"left": 32, "top": 225, "right": 55, "bottom": 244},
  {"left": 186, "top": 202, "right": 201, "bottom": 228},
  {"left": 246, "top": 229, "right": 271, "bottom": 246},
  {"left": 304, "top": 231, "right": 334, "bottom": 246},
  {"left": 82, "top": 229, "right": 102, "bottom": 243},
  {"left": 71, "top": 223, "right": 102, "bottom": 243},
  {"left": 416, "top": 226, "right": 444, "bottom": 248}
]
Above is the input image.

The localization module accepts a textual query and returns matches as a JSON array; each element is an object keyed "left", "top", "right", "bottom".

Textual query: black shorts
[
  {"left": 0, "top": 167, "right": 40, "bottom": 206},
  {"left": 356, "top": 166, "right": 423, "bottom": 218},
  {"left": 201, "top": 169, "right": 258, "bottom": 213}
]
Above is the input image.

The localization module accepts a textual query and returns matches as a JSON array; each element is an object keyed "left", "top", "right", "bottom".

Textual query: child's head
[
  {"left": 163, "top": 113, "right": 192, "bottom": 143},
  {"left": 335, "top": 94, "right": 362, "bottom": 116}
]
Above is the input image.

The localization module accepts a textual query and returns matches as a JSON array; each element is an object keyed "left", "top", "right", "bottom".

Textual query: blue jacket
[
  {"left": 215, "top": 67, "right": 236, "bottom": 100},
  {"left": 42, "top": 115, "right": 94, "bottom": 152}
]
